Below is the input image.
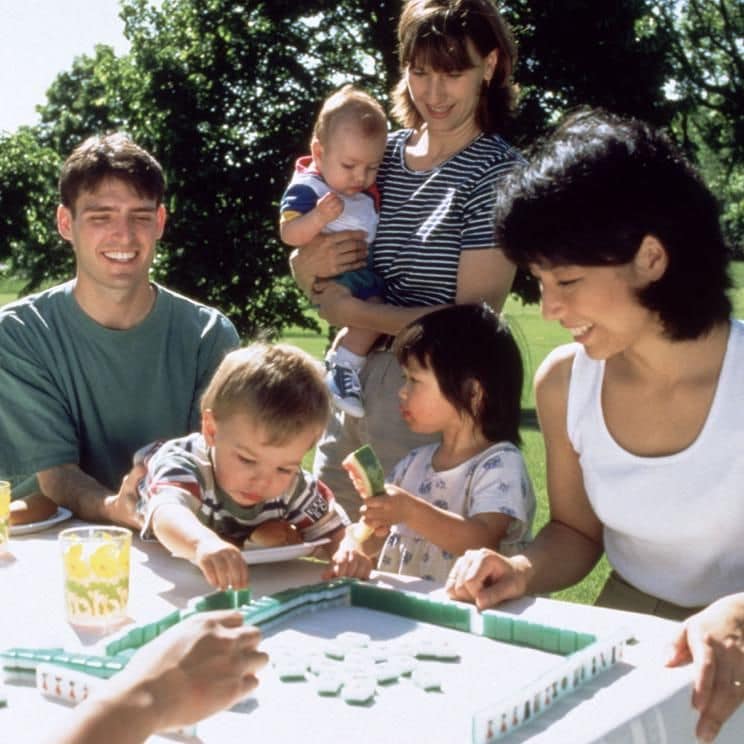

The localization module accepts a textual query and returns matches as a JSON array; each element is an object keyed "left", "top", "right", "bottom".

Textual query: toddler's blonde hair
[{"left": 201, "top": 343, "right": 330, "bottom": 444}]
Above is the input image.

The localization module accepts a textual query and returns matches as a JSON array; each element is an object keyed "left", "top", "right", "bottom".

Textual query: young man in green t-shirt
[{"left": 0, "top": 134, "right": 239, "bottom": 528}]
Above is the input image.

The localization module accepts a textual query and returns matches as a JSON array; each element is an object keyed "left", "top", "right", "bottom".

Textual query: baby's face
[
  {"left": 203, "top": 411, "right": 319, "bottom": 507},
  {"left": 314, "top": 123, "right": 386, "bottom": 197}
]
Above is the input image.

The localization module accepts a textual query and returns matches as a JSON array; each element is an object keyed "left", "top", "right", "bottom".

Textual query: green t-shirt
[{"left": 0, "top": 281, "right": 239, "bottom": 495}]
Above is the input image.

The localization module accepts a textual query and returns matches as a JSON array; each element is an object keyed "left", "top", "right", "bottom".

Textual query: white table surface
[{"left": 1, "top": 520, "right": 743, "bottom": 743}]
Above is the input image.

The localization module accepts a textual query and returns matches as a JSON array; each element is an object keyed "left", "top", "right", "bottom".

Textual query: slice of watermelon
[{"left": 342, "top": 444, "right": 385, "bottom": 542}]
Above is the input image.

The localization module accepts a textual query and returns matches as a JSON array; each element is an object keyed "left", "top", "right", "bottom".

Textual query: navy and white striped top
[{"left": 372, "top": 129, "right": 521, "bottom": 308}]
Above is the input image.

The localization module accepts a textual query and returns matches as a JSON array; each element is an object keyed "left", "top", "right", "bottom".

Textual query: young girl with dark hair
[{"left": 354, "top": 303, "right": 534, "bottom": 583}]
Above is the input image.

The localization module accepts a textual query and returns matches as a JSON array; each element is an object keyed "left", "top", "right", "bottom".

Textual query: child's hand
[
  {"left": 322, "top": 540, "right": 374, "bottom": 580},
  {"left": 361, "top": 484, "right": 414, "bottom": 530},
  {"left": 316, "top": 191, "right": 344, "bottom": 223},
  {"left": 194, "top": 535, "right": 249, "bottom": 590}
]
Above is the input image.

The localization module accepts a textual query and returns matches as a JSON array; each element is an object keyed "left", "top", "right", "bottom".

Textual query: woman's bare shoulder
[{"left": 534, "top": 343, "right": 580, "bottom": 398}]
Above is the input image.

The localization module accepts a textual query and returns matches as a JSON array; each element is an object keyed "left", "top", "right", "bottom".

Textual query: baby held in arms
[{"left": 136, "top": 343, "right": 373, "bottom": 589}]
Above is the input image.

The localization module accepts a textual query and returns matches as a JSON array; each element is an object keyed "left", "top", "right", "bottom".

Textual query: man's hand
[
  {"left": 104, "top": 463, "right": 147, "bottom": 529},
  {"left": 38, "top": 463, "right": 144, "bottom": 527},
  {"left": 54, "top": 611, "right": 268, "bottom": 744}
]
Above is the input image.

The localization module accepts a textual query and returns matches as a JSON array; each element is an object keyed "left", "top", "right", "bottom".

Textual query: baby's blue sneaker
[{"left": 326, "top": 364, "right": 364, "bottom": 418}]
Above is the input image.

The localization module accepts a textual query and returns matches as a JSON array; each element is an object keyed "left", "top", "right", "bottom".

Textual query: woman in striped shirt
[{"left": 290, "top": 0, "right": 522, "bottom": 519}]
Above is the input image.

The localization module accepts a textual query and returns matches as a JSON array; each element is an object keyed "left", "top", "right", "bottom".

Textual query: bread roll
[
  {"left": 244, "top": 520, "right": 302, "bottom": 548},
  {"left": 9, "top": 493, "right": 59, "bottom": 526}
]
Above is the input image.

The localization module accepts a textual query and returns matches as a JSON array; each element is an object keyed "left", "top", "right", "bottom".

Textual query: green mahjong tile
[
  {"left": 558, "top": 629, "right": 578, "bottom": 654},
  {"left": 415, "top": 596, "right": 436, "bottom": 620},
  {"left": 105, "top": 626, "right": 144, "bottom": 656},
  {"left": 315, "top": 672, "right": 344, "bottom": 696},
  {"left": 576, "top": 632, "right": 597, "bottom": 651},
  {"left": 155, "top": 610, "right": 182, "bottom": 634},
  {"left": 441, "top": 601, "right": 471, "bottom": 632},
  {"left": 412, "top": 668, "right": 442, "bottom": 691},
  {"left": 0, "top": 648, "right": 64, "bottom": 669},
  {"left": 392, "top": 593, "right": 419, "bottom": 621},
  {"left": 541, "top": 626, "right": 562, "bottom": 654},
  {"left": 349, "top": 581, "right": 379, "bottom": 609},
  {"left": 192, "top": 587, "right": 252, "bottom": 612},
  {"left": 271, "top": 586, "right": 309, "bottom": 604},
  {"left": 411, "top": 597, "right": 436, "bottom": 623},
  {"left": 418, "top": 597, "right": 469, "bottom": 632},
  {"left": 240, "top": 606, "right": 265, "bottom": 625},
  {"left": 142, "top": 622, "right": 160, "bottom": 644},
  {"left": 341, "top": 676, "right": 376, "bottom": 705},
  {"left": 512, "top": 620, "right": 543, "bottom": 648},
  {"left": 177, "top": 607, "right": 198, "bottom": 623},
  {"left": 481, "top": 612, "right": 513, "bottom": 642}
]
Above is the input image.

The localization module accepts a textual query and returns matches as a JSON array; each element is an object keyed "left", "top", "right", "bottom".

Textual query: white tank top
[{"left": 566, "top": 320, "right": 744, "bottom": 607}]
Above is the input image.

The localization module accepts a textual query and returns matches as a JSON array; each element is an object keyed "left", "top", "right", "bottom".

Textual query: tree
[
  {"left": 0, "top": 47, "right": 145, "bottom": 290},
  {"left": 502, "top": 0, "right": 676, "bottom": 299},
  {"left": 505, "top": 0, "right": 675, "bottom": 143},
  {"left": 1, "top": 0, "right": 676, "bottom": 319},
  {"left": 656, "top": 0, "right": 744, "bottom": 250},
  {"left": 0, "top": 129, "right": 64, "bottom": 292},
  {"left": 114, "top": 0, "right": 404, "bottom": 336}
]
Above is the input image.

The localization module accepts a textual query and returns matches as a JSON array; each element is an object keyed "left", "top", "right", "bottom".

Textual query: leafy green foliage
[
  {"left": 0, "top": 0, "right": 682, "bottom": 323},
  {"left": 658, "top": 0, "right": 744, "bottom": 251},
  {"left": 0, "top": 129, "right": 66, "bottom": 291},
  {"left": 505, "top": 0, "right": 675, "bottom": 144}
]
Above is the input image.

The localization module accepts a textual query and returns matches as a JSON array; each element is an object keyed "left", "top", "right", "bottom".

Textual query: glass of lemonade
[
  {"left": 0, "top": 481, "right": 10, "bottom": 551},
  {"left": 59, "top": 526, "right": 132, "bottom": 627}
]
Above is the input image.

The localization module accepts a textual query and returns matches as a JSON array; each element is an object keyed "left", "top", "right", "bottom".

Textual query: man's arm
[
  {"left": 37, "top": 463, "right": 143, "bottom": 528},
  {"left": 52, "top": 610, "right": 268, "bottom": 744}
]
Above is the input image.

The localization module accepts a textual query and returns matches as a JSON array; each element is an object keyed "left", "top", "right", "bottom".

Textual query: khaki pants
[
  {"left": 313, "top": 349, "right": 439, "bottom": 520},
  {"left": 596, "top": 571, "right": 703, "bottom": 622}
]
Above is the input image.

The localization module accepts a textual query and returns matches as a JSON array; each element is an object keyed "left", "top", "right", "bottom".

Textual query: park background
[{"left": 1, "top": 0, "right": 742, "bottom": 604}]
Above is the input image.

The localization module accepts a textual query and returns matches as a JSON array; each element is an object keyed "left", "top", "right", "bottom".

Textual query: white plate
[
  {"left": 9, "top": 506, "right": 73, "bottom": 536},
  {"left": 241, "top": 538, "right": 330, "bottom": 565}
]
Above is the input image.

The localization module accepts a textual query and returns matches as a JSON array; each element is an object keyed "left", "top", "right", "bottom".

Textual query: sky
[{"left": 0, "top": 0, "right": 133, "bottom": 134}]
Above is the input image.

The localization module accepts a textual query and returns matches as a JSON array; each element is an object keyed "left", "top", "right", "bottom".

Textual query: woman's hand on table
[
  {"left": 194, "top": 534, "right": 250, "bottom": 590},
  {"left": 54, "top": 611, "right": 268, "bottom": 744},
  {"left": 288, "top": 229, "right": 367, "bottom": 295},
  {"left": 666, "top": 592, "right": 744, "bottom": 742},
  {"left": 444, "top": 548, "right": 529, "bottom": 610}
]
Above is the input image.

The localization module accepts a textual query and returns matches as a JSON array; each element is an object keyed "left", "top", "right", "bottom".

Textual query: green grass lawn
[{"left": 4, "top": 263, "right": 744, "bottom": 605}]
